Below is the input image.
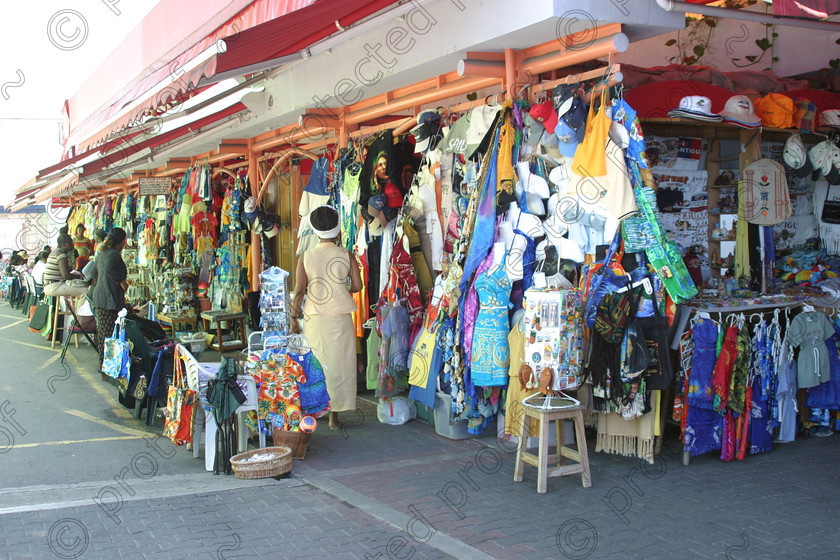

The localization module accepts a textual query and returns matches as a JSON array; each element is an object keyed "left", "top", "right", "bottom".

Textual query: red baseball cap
[{"left": 529, "top": 100, "right": 559, "bottom": 134}]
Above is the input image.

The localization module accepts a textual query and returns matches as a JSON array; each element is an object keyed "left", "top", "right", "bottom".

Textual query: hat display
[
  {"left": 783, "top": 133, "right": 813, "bottom": 178},
  {"left": 552, "top": 84, "right": 577, "bottom": 117},
  {"left": 555, "top": 120, "right": 583, "bottom": 159},
  {"left": 667, "top": 95, "right": 722, "bottom": 122},
  {"left": 827, "top": 142, "right": 840, "bottom": 185},
  {"left": 809, "top": 140, "right": 840, "bottom": 185},
  {"left": 794, "top": 98, "right": 817, "bottom": 133},
  {"left": 755, "top": 93, "right": 795, "bottom": 129},
  {"left": 822, "top": 109, "right": 840, "bottom": 129},
  {"left": 529, "top": 100, "right": 558, "bottom": 134},
  {"left": 562, "top": 96, "right": 587, "bottom": 132},
  {"left": 522, "top": 113, "right": 545, "bottom": 147},
  {"left": 720, "top": 95, "right": 761, "bottom": 128},
  {"left": 410, "top": 110, "right": 442, "bottom": 154}
]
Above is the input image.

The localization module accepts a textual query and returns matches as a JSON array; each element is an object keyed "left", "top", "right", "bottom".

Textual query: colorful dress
[{"left": 470, "top": 260, "right": 512, "bottom": 386}]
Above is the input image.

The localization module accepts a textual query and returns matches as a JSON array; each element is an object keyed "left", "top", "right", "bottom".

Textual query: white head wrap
[{"left": 311, "top": 205, "right": 341, "bottom": 239}]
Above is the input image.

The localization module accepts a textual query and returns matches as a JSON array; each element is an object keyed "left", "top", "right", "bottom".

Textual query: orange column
[{"left": 248, "top": 147, "right": 261, "bottom": 292}]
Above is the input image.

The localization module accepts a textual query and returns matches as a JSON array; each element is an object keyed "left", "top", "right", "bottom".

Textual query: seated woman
[
  {"left": 31, "top": 249, "right": 50, "bottom": 287},
  {"left": 43, "top": 234, "right": 88, "bottom": 298}
]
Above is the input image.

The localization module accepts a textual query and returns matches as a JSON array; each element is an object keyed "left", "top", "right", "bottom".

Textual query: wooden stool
[
  {"left": 50, "top": 296, "right": 77, "bottom": 350},
  {"left": 201, "top": 311, "right": 247, "bottom": 352},
  {"left": 513, "top": 404, "right": 591, "bottom": 493}
]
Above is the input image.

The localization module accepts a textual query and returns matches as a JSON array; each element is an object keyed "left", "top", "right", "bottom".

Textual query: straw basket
[
  {"left": 230, "top": 446, "right": 292, "bottom": 479},
  {"left": 272, "top": 429, "right": 311, "bottom": 460}
]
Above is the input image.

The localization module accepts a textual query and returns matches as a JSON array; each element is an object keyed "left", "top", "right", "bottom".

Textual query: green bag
[
  {"left": 29, "top": 302, "right": 50, "bottom": 331},
  {"left": 645, "top": 239, "right": 698, "bottom": 305}
]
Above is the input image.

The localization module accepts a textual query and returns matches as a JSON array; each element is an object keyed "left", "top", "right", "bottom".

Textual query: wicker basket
[
  {"left": 272, "top": 429, "right": 312, "bottom": 460},
  {"left": 229, "top": 446, "right": 292, "bottom": 479}
]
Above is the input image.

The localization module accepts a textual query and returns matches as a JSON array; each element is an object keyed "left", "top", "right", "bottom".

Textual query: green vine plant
[
  {"left": 728, "top": 22, "right": 778, "bottom": 71},
  {"left": 663, "top": 0, "right": 780, "bottom": 71},
  {"left": 665, "top": 15, "right": 716, "bottom": 66},
  {"left": 829, "top": 38, "right": 840, "bottom": 70}
]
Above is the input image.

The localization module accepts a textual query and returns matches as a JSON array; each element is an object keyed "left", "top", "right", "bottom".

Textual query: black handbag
[
  {"left": 822, "top": 184, "right": 840, "bottom": 224},
  {"left": 623, "top": 294, "right": 652, "bottom": 378},
  {"left": 636, "top": 289, "right": 673, "bottom": 391}
]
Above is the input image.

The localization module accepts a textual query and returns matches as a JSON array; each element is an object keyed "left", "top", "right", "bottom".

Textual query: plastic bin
[
  {"left": 415, "top": 402, "right": 435, "bottom": 427},
  {"left": 434, "top": 393, "right": 472, "bottom": 440}
]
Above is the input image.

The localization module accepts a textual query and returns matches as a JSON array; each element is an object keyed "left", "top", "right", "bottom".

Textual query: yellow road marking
[
  {"left": 0, "top": 313, "right": 26, "bottom": 320},
  {"left": 8, "top": 339, "right": 59, "bottom": 352},
  {"left": 34, "top": 353, "right": 60, "bottom": 373},
  {"left": 10, "top": 436, "right": 144, "bottom": 449},
  {"left": 64, "top": 409, "right": 149, "bottom": 437},
  {"left": 0, "top": 319, "right": 27, "bottom": 330}
]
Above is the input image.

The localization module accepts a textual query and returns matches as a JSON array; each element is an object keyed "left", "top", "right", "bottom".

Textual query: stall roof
[{"left": 65, "top": 0, "right": 405, "bottom": 155}]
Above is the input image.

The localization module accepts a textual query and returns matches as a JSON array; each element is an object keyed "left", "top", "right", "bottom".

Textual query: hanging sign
[{"left": 138, "top": 177, "right": 172, "bottom": 196}]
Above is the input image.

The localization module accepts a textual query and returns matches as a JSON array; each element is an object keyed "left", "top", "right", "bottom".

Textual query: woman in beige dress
[{"left": 290, "top": 205, "right": 362, "bottom": 430}]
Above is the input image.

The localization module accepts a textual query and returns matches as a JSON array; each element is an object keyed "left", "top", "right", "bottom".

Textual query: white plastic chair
[{"left": 176, "top": 344, "right": 263, "bottom": 471}]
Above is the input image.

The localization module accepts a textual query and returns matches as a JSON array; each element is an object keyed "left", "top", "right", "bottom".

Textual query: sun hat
[
  {"left": 783, "top": 133, "right": 813, "bottom": 178},
  {"left": 822, "top": 109, "right": 840, "bottom": 129},
  {"left": 755, "top": 93, "right": 795, "bottom": 129},
  {"left": 667, "top": 95, "right": 722, "bottom": 122},
  {"left": 794, "top": 98, "right": 818, "bottom": 133},
  {"left": 720, "top": 95, "right": 761, "bottom": 128}
]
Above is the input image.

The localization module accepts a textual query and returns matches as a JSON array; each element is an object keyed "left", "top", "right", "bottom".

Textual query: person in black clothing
[{"left": 90, "top": 228, "right": 129, "bottom": 365}]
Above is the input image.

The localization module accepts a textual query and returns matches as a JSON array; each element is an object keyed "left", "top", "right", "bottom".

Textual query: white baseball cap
[
  {"left": 668, "top": 95, "right": 722, "bottom": 122},
  {"left": 720, "top": 95, "right": 761, "bottom": 128}
]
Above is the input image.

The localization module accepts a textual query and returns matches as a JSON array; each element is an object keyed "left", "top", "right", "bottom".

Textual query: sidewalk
[{"left": 0, "top": 302, "right": 838, "bottom": 559}]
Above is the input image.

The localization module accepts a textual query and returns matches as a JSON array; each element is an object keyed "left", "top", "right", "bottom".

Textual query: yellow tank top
[{"left": 302, "top": 243, "right": 357, "bottom": 316}]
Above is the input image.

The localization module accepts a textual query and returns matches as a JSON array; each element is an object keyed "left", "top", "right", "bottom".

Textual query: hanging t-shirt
[
  {"left": 568, "top": 139, "right": 638, "bottom": 223},
  {"left": 417, "top": 181, "right": 443, "bottom": 271},
  {"left": 304, "top": 157, "right": 330, "bottom": 196},
  {"left": 788, "top": 311, "right": 834, "bottom": 389},
  {"left": 191, "top": 211, "right": 219, "bottom": 255},
  {"left": 743, "top": 158, "right": 792, "bottom": 225}
]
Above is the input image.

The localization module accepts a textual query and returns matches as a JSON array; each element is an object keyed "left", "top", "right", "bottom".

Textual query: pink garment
[{"left": 462, "top": 252, "right": 494, "bottom": 365}]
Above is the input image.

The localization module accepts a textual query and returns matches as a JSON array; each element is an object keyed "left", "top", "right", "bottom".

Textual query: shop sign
[{"left": 138, "top": 177, "right": 171, "bottom": 196}]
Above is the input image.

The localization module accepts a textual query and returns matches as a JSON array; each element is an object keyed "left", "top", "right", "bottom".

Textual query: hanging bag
[
  {"left": 28, "top": 301, "right": 50, "bottom": 332},
  {"left": 102, "top": 318, "right": 131, "bottom": 379},
  {"left": 621, "top": 293, "right": 652, "bottom": 380},
  {"left": 163, "top": 348, "right": 197, "bottom": 446},
  {"left": 582, "top": 231, "right": 628, "bottom": 328},
  {"left": 821, "top": 184, "right": 840, "bottom": 224},
  {"left": 636, "top": 288, "right": 673, "bottom": 390}
]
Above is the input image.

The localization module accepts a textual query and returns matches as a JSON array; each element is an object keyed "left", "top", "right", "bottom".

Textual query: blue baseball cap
[{"left": 555, "top": 120, "right": 583, "bottom": 158}]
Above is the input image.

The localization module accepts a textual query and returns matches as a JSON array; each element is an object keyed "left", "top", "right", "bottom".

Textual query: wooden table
[
  {"left": 200, "top": 310, "right": 247, "bottom": 352},
  {"left": 156, "top": 312, "right": 197, "bottom": 338}
]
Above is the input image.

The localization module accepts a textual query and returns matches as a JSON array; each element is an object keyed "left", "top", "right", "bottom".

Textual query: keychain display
[
  {"left": 258, "top": 267, "right": 290, "bottom": 340},
  {"left": 522, "top": 288, "right": 585, "bottom": 391}
]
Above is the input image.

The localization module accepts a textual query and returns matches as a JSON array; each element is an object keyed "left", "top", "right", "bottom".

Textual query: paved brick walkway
[{"left": 1, "top": 302, "right": 839, "bottom": 559}]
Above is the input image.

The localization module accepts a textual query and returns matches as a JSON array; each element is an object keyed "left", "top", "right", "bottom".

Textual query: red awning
[
  {"left": 66, "top": 0, "right": 315, "bottom": 154},
  {"left": 78, "top": 102, "right": 248, "bottom": 180},
  {"left": 38, "top": 130, "right": 146, "bottom": 180},
  {"left": 214, "top": 0, "right": 402, "bottom": 77}
]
